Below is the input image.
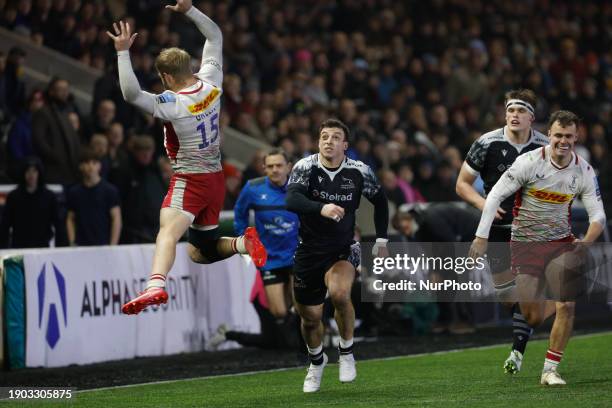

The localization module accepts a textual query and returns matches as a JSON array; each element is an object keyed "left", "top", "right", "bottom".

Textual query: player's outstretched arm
[
  {"left": 106, "top": 21, "right": 155, "bottom": 114},
  {"left": 167, "top": 0, "right": 223, "bottom": 88}
]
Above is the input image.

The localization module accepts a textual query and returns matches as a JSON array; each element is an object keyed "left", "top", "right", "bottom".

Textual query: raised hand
[
  {"left": 106, "top": 21, "right": 138, "bottom": 52},
  {"left": 165, "top": 0, "right": 193, "bottom": 13}
]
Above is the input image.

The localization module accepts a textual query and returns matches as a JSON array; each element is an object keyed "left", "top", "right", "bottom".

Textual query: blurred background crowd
[{"left": 0, "top": 0, "right": 610, "bottom": 247}]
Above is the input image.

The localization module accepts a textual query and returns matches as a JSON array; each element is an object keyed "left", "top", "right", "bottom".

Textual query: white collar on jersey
[
  {"left": 502, "top": 126, "right": 535, "bottom": 152},
  {"left": 176, "top": 79, "right": 203, "bottom": 94},
  {"left": 316, "top": 154, "right": 347, "bottom": 182}
]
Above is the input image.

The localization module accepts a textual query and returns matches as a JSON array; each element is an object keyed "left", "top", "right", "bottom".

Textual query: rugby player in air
[
  {"left": 286, "top": 118, "right": 389, "bottom": 392},
  {"left": 469, "top": 110, "right": 606, "bottom": 385},
  {"left": 107, "top": 0, "right": 267, "bottom": 315}
]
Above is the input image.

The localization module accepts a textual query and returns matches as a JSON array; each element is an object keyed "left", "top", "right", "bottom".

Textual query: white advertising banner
[{"left": 23, "top": 244, "right": 258, "bottom": 368}]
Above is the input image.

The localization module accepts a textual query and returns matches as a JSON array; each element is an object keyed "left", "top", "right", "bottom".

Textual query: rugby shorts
[
  {"left": 293, "top": 241, "right": 360, "bottom": 306},
  {"left": 162, "top": 171, "right": 225, "bottom": 226}
]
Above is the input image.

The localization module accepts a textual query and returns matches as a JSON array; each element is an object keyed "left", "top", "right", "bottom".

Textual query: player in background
[
  {"left": 456, "top": 89, "right": 548, "bottom": 373},
  {"left": 233, "top": 149, "right": 300, "bottom": 347},
  {"left": 469, "top": 110, "right": 606, "bottom": 385},
  {"left": 106, "top": 0, "right": 266, "bottom": 315},
  {"left": 286, "top": 119, "right": 389, "bottom": 393}
]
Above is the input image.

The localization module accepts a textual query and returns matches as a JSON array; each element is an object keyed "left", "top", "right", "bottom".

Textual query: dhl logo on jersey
[
  {"left": 527, "top": 188, "right": 573, "bottom": 203},
  {"left": 188, "top": 88, "right": 220, "bottom": 114}
]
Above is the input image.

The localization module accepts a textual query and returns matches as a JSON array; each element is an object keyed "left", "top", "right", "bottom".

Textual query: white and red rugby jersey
[
  {"left": 154, "top": 78, "right": 223, "bottom": 174},
  {"left": 476, "top": 146, "right": 606, "bottom": 241}
]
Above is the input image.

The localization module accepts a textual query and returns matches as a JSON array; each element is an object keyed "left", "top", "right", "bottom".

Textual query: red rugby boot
[
  {"left": 122, "top": 287, "right": 168, "bottom": 315},
  {"left": 244, "top": 226, "right": 267, "bottom": 268}
]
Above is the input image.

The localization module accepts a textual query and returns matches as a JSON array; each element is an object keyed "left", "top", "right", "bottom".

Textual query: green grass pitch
[{"left": 7, "top": 332, "right": 612, "bottom": 407}]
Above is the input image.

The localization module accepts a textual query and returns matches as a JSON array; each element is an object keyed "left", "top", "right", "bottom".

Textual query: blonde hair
[{"left": 155, "top": 47, "right": 192, "bottom": 78}]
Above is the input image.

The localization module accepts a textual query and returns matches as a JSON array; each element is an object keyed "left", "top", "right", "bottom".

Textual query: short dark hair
[
  {"left": 547, "top": 110, "right": 580, "bottom": 130},
  {"left": 79, "top": 148, "right": 100, "bottom": 164},
  {"left": 264, "top": 148, "right": 289, "bottom": 164},
  {"left": 318, "top": 118, "right": 350, "bottom": 141},
  {"left": 504, "top": 89, "right": 537, "bottom": 110}
]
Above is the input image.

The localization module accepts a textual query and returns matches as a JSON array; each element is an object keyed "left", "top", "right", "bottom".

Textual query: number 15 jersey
[{"left": 153, "top": 75, "right": 223, "bottom": 174}]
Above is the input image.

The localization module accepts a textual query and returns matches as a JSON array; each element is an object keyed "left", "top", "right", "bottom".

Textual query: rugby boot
[
  {"left": 122, "top": 287, "right": 168, "bottom": 315},
  {"left": 244, "top": 226, "right": 267, "bottom": 268},
  {"left": 504, "top": 350, "right": 523, "bottom": 374},
  {"left": 339, "top": 352, "right": 357, "bottom": 383},
  {"left": 541, "top": 369, "right": 566, "bottom": 386},
  {"left": 303, "top": 353, "right": 328, "bottom": 393}
]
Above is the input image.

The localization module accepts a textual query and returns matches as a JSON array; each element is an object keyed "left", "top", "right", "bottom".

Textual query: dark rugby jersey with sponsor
[
  {"left": 287, "top": 154, "right": 381, "bottom": 251},
  {"left": 465, "top": 126, "right": 548, "bottom": 225}
]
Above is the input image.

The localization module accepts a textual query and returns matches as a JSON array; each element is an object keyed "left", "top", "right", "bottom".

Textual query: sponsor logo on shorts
[
  {"left": 527, "top": 188, "right": 572, "bottom": 203},
  {"left": 188, "top": 88, "right": 221, "bottom": 114},
  {"left": 294, "top": 276, "right": 307, "bottom": 288}
]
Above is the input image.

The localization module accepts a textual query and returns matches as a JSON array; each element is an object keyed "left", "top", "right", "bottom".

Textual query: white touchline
[{"left": 79, "top": 330, "right": 612, "bottom": 394}]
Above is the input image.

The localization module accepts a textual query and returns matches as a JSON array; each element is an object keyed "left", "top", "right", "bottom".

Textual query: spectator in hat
[{"left": 0, "top": 157, "right": 66, "bottom": 248}]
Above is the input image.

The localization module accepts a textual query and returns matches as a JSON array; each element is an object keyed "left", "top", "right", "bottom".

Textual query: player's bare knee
[
  {"left": 157, "top": 226, "right": 179, "bottom": 243},
  {"left": 330, "top": 288, "right": 351, "bottom": 308},
  {"left": 187, "top": 245, "right": 209, "bottom": 264},
  {"left": 301, "top": 317, "right": 320, "bottom": 331}
]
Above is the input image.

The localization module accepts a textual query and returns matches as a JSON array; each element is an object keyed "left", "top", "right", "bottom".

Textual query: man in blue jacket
[{"left": 234, "top": 149, "right": 300, "bottom": 344}]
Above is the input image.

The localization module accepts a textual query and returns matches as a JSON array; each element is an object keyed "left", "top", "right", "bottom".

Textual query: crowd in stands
[{"left": 0, "top": 0, "right": 610, "bottom": 248}]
